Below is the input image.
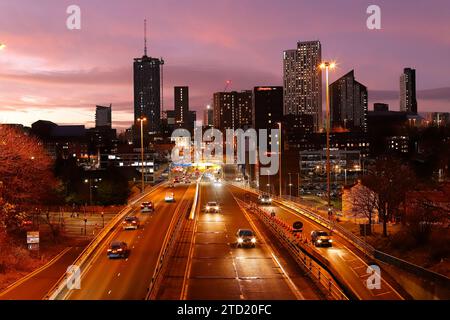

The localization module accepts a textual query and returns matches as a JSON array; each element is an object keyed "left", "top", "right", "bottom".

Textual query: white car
[
  {"left": 165, "top": 192, "right": 175, "bottom": 202},
  {"left": 205, "top": 201, "right": 220, "bottom": 213}
]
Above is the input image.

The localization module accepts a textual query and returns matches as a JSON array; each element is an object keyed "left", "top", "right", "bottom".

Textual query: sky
[{"left": 0, "top": 0, "right": 449, "bottom": 130}]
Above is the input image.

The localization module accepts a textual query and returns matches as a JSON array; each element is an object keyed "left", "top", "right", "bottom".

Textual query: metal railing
[
  {"left": 236, "top": 199, "right": 348, "bottom": 300},
  {"left": 230, "top": 182, "right": 375, "bottom": 257},
  {"left": 145, "top": 198, "right": 192, "bottom": 300},
  {"left": 44, "top": 182, "right": 166, "bottom": 300}
]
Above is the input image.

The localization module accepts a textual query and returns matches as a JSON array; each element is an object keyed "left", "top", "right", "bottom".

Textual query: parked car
[
  {"left": 107, "top": 241, "right": 129, "bottom": 259},
  {"left": 141, "top": 201, "right": 154, "bottom": 213},
  {"left": 310, "top": 230, "right": 333, "bottom": 247},
  {"left": 236, "top": 229, "right": 257, "bottom": 248},
  {"left": 122, "top": 216, "right": 140, "bottom": 230}
]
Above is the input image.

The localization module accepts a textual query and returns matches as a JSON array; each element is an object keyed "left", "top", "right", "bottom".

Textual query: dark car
[
  {"left": 236, "top": 229, "right": 257, "bottom": 248},
  {"left": 311, "top": 230, "right": 333, "bottom": 247},
  {"left": 107, "top": 241, "right": 129, "bottom": 259},
  {"left": 122, "top": 216, "right": 140, "bottom": 230}
]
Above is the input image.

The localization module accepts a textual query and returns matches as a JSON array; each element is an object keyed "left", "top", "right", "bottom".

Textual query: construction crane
[{"left": 224, "top": 80, "right": 232, "bottom": 92}]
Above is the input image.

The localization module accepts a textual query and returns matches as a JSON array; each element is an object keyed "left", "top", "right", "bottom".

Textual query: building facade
[
  {"left": 330, "top": 70, "right": 368, "bottom": 132},
  {"left": 283, "top": 41, "right": 322, "bottom": 132},
  {"left": 95, "top": 105, "right": 112, "bottom": 128},
  {"left": 400, "top": 68, "right": 418, "bottom": 114}
]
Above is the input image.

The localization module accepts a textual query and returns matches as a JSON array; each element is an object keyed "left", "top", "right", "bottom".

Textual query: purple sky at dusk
[{"left": 0, "top": 0, "right": 449, "bottom": 130}]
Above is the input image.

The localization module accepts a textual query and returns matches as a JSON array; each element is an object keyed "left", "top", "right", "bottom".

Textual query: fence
[{"left": 236, "top": 199, "right": 349, "bottom": 300}]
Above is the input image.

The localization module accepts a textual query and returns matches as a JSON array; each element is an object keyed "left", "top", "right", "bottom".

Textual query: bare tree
[
  {"left": 362, "top": 156, "right": 416, "bottom": 237},
  {"left": 351, "top": 181, "right": 378, "bottom": 231}
]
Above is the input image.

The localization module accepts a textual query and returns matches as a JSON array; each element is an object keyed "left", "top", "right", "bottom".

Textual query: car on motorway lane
[
  {"left": 257, "top": 194, "right": 272, "bottom": 205},
  {"left": 236, "top": 229, "right": 257, "bottom": 248},
  {"left": 140, "top": 201, "right": 154, "bottom": 213},
  {"left": 107, "top": 241, "right": 129, "bottom": 259},
  {"left": 122, "top": 216, "right": 140, "bottom": 230},
  {"left": 165, "top": 192, "right": 175, "bottom": 202},
  {"left": 311, "top": 230, "right": 333, "bottom": 247},
  {"left": 205, "top": 201, "right": 220, "bottom": 213}
]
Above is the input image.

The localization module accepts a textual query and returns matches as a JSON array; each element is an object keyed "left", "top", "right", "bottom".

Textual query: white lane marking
[
  {"left": 117, "top": 273, "right": 121, "bottom": 277},
  {"left": 108, "top": 290, "right": 112, "bottom": 295}
]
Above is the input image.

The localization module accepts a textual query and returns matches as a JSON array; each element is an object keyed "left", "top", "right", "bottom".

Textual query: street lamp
[
  {"left": 277, "top": 122, "right": 282, "bottom": 197},
  {"left": 137, "top": 117, "right": 147, "bottom": 193},
  {"left": 0, "top": 43, "right": 5, "bottom": 51},
  {"left": 319, "top": 61, "right": 336, "bottom": 215}
]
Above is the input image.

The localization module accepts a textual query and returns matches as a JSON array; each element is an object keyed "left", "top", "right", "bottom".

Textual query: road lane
[
  {"left": 67, "top": 184, "right": 191, "bottom": 300},
  {"left": 183, "top": 181, "right": 314, "bottom": 300},
  {"left": 229, "top": 184, "right": 404, "bottom": 300}
]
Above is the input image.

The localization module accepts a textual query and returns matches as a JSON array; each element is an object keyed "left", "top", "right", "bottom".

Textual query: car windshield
[
  {"left": 317, "top": 231, "right": 329, "bottom": 237},
  {"left": 208, "top": 202, "right": 217, "bottom": 206},
  {"left": 142, "top": 202, "right": 151, "bottom": 206},
  {"left": 111, "top": 242, "right": 122, "bottom": 249},
  {"left": 239, "top": 230, "right": 253, "bottom": 237},
  {"left": 125, "top": 217, "right": 136, "bottom": 222}
]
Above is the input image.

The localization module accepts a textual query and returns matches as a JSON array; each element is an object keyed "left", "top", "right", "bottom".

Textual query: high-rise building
[
  {"left": 237, "top": 90, "right": 253, "bottom": 129},
  {"left": 203, "top": 105, "right": 214, "bottom": 128},
  {"left": 213, "top": 92, "right": 236, "bottom": 131},
  {"left": 252, "top": 87, "right": 283, "bottom": 130},
  {"left": 213, "top": 91, "right": 252, "bottom": 131},
  {"left": 133, "top": 21, "right": 164, "bottom": 136},
  {"left": 329, "top": 70, "right": 368, "bottom": 132},
  {"left": 174, "top": 86, "right": 189, "bottom": 127},
  {"left": 283, "top": 41, "right": 322, "bottom": 132},
  {"left": 95, "top": 105, "right": 112, "bottom": 128},
  {"left": 400, "top": 68, "right": 418, "bottom": 114}
]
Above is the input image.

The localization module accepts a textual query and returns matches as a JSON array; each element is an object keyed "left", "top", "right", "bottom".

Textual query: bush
[{"left": 390, "top": 229, "right": 418, "bottom": 252}]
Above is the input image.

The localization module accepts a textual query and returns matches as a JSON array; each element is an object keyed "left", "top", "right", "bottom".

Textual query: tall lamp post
[
  {"left": 137, "top": 117, "right": 147, "bottom": 193},
  {"left": 319, "top": 61, "right": 336, "bottom": 215},
  {"left": 277, "top": 122, "right": 282, "bottom": 197}
]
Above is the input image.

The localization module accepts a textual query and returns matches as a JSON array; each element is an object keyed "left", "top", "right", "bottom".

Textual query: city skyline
[{"left": 0, "top": 0, "right": 449, "bottom": 130}]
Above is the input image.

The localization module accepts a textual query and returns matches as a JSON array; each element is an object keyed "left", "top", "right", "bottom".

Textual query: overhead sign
[{"left": 27, "top": 231, "right": 39, "bottom": 244}]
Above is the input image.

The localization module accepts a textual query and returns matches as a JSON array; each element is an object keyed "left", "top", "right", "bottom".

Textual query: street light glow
[{"left": 0, "top": 43, "right": 5, "bottom": 50}]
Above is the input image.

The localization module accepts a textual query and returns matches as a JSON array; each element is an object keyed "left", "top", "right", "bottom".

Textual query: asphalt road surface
[
  {"left": 67, "top": 184, "right": 191, "bottom": 300},
  {"left": 181, "top": 180, "right": 322, "bottom": 300},
  {"left": 229, "top": 184, "right": 404, "bottom": 300}
]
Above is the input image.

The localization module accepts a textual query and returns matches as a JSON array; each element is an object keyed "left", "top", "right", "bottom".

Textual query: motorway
[
  {"left": 180, "top": 179, "right": 322, "bottom": 300},
  {"left": 66, "top": 183, "right": 192, "bottom": 300},
  {"left": 229, "top": 183, "right": 404, "bottom": 300}
]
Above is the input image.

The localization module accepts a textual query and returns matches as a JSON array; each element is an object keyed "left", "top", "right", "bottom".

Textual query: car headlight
[
  {"left": 237, "top": 238, "right": 243, "bottom": 243},
  {"left": 206, "top": 206, "right": 210, "bottom": 210},
  {"left": 268, "top": 198, "right": 272, "bottom": 202},
  {"left": 329, "top": 239, "right": 333, "bottom": 243},
  {"left": 317, "top": 239, "right": 322, "bottom": 243},
  {"left": 251, "top": 238, "right": 256, "bottom": 243}
]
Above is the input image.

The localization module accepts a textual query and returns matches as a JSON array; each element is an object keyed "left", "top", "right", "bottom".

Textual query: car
[
  {"left": 141, "top": 201, "right": 154, "bottom": 213},
  {"left": 165, "top": 192, "right": 175, "bottom": 202},
  {"left": 107, "top": 241, "right": 129, "bottom": 259},
  {"left": 174, "top": 177, "right": 180, "bottom": 184},
  {"left": 205, "top": 201, "right": 220, "bottom": 213},
  {"left": 257, "top": 194, "right": 272, "bottom": 205},
  {"left": 236, "top": 229, "right": 257, "bottom": 248},
  {"left": 184, "top": 179, "right": 191, "bottom": 184},
  {"left": 214, "top": 179, "right": 222, "bottom": 187},
  {"left": 310, "top": 230, "right": 333, "bottom": 247},
  {"left": 122, "top": 216, "right": 140, "bottom": 230},
  {"left": 235, "top": 176, "right": 243, "bottom": 182}
]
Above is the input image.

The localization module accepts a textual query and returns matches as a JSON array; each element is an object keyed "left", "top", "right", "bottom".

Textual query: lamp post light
[
  {"left": 319, "top": 61, "right": 336, "bottom": 215},
  {"left": 277, "top": 122, "right": 282, "bottom": 197},
  {"left": 137, "top": 117, "right": 147, "bottom": 193},
  {"left": 0, "top": 43, "right": 5, "bottom": 51}
]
